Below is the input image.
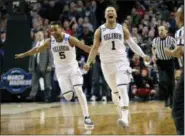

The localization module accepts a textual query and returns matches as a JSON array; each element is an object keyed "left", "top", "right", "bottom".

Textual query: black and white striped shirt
[
  {"left": 152, "top": 36, "right": 176, "bottom": 60},
  {"left": 175, "top": 26, "right": 184, "bottom": 67}
]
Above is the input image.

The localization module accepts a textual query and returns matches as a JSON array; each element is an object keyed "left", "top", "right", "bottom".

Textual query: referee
[
  {"left": 164, "top": 5, "right": 184, "bottom": 135},
  {"left": 152, "top": 25, "right": 176, "bottom": 108}
]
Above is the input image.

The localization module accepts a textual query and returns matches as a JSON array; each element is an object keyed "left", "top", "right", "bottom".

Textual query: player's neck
[{"left": 105, "top": 22, "right": 117, "bottom": 29}]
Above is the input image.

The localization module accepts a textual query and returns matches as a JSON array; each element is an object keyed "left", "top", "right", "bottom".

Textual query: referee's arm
[{"left": 164, "top": 34, "right": 184, "bottom": 58}]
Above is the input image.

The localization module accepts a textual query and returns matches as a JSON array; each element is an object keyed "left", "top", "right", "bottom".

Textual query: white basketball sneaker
[
  {"left": 117, "top": 110, "right": 130, "bottom": 128},
  {"left": 84, "top": 116, "right": 94, "bottom": 130}
]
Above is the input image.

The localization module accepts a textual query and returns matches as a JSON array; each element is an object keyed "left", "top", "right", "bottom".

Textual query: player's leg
[
  {"left": 103, "top": 73, "right": 119, "bottom": 106},
  {"left": 172, "top": 71, "right": 184, "bottom": 135},
  {"left": 116, "top": 68, "right": 131, "bottom": 128},
  {"left": 71, "top": 72, "right": 94, "bottom": 129},
  {"left": 57, "top": 75, "right": 74, "bottom": 101}
]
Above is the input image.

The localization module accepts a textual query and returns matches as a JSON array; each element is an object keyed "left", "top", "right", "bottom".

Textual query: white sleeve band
[{"left": 126, "top": 37, "right": 146, "bottom": 58}]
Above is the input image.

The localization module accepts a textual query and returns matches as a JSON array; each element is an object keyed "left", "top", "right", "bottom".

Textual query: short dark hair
[{"left": 50, "top": 21, "right": 61, "bottom": 26}]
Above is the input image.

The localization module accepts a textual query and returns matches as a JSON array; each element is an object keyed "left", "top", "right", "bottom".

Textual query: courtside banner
[{"left": 0, "top": 68, "right": 32, "bottom": 94}]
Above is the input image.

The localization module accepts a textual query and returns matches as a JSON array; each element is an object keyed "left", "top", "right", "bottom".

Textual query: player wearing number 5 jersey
[
  {"left": 15, "top": 22, "right": 94, "bottom": 129},
  {"left": 84, "top": 7, "right": 150, "bottom": 128}
]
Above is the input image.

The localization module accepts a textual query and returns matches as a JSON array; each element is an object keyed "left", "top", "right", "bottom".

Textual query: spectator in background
[
  {"left": 43, "top": 19, "right": 50, "bottom": 29},
  {"left": 76, "top": 0, "right": 85, "bottom": 18},
  {"left": 27, "top": 31, "right": 53, "bottom": 102},
  {"left": 84, "top": 17, "right": 94, "bottom": 32},
  {"left": 131, "top": 8, "right": 141, "bottom": 26},
  {"left": 59, "top": 4, "right": 70, "bottom": 23},
  {"left": 131, "top": 27, "right": 142, "bottom": 44},
  {"left": 69, "top": 2, "right": 80, "bottom": 20},
  {"left": 63, "top": 20, "right": 73, "bottom": 35},
  {"left": 78, "top": 24, "right": 93, "bottom": 100},
  {"left": 87, "top": 1, "right": 97, "bottom": 29},
  {"left": 126, "top": 15, "right": 132, "bottom": 31},
  {"left": 168, "top": 12, "right": 176, "bottom": 35},
  {"left": 142, "top": 14, "right": 149, "bottom": 26},
  {"left": 132, "top": 68, "right": 156, "bottom": 100},
  {"left": 77, "top": 17, "right": 84, "bottom": 37},
  {"left": 71, "top": 23, "right": 78, "bottom": 37}
]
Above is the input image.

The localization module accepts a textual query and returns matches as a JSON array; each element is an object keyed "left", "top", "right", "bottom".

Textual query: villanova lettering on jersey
[
  {"left": 52, "top": 46, "right": 70, "bottom": 52},
  {"left": 104, "top": 33, "right": 122, "bottom": 40}
]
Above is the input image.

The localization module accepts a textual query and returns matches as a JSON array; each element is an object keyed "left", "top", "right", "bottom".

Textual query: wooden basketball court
[{"left": 1, "top": 101, "right": 176, "bottom": 135}]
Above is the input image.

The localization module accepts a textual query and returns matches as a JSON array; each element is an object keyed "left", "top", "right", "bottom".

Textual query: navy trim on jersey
[
  {"left": 62, "top": 90, "right": 74, "bottom": 95},
  {"left": 117, "top": 83, "right": 128, "bottom": 87},
  {"left": 73, "top": 84, "right": 83, "bottom": 87}
]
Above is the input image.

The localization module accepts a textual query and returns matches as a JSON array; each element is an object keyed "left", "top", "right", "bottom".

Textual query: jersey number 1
[
  {"left": 111, "top": 41, "right": 116, "bottom": 50},
  {"left": 59, "top": 52, "right": 66, "bottom": 59}
]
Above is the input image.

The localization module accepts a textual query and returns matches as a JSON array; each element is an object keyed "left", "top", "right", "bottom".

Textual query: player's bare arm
[
  {"left": 164, "top": 46, "right": 184, "bottom": 58},
  {"left": 84, "top": 28, "right": 101, "bottom": 71},
  {"left": 123, "top": 26, "right": 150, "bottom": 62},
  {"left": 15, "top": 39, "right": 50, "bottom": 59},
  {"left": 69, "top": 36, "right": 91, "bottom": 53}
]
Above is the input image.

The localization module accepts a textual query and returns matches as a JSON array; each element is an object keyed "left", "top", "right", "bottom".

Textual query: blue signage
[{"left": 1, "top": 68, "right": 32, "bottom": 94}]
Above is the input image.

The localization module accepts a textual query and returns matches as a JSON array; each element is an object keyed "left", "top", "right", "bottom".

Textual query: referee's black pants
[
  {"left": 172, "top": 70, "right": 184, "bottom": 135},
  {"left": 156, "top": 59, "right": 175, "bottom": 107}
]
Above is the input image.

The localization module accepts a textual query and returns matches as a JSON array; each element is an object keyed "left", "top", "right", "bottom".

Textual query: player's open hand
[
  {"left": 83, "top": 63, "right": 90, "bottom": 72},
  {"left": 15, "top": 53, "right": 25, "bottom": 59}
]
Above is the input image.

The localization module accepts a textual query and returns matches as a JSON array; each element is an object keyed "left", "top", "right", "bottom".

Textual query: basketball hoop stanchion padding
[
  {"left": 1, "top": 0, "right": 32, "bottom": 102},
  {"left": 4, "top": 0, "right": 32, "bottom": 73}
]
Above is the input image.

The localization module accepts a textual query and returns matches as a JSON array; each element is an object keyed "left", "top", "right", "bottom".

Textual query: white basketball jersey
[
  {"left": 99, "top": 23, "right": 129, "bottom": 64},
  {"left": 50, "top": 33, "right": 77, "bottom": 68}
]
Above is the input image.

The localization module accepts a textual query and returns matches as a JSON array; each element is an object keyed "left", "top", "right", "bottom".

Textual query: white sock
[
  {"left": 117, "top": 85, "right": 129, "bottom": 120},
  {"left": 121, "top": 109, "right": 129, "bottom": 121},
  {"left": 74, "top": 86, "right": 89, "bottom": 118}
]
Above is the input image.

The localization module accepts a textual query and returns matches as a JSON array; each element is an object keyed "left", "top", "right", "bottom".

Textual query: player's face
[
  {"left": 105, "top": 7, "right": 117, "bottom": 23},
  {"left": 158, "top": 27, "right": 167, "bottom": 38},
  {"left": 50, "top": 25, "right": 63, "bottom": 42}
]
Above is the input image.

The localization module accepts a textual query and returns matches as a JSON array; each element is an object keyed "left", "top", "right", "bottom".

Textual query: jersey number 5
[
  {"left": 59, "top": 52, "right": 66, "bottom": 59},
  {"left": 111, "top": 41, "right": 116, "bottom": 50}
]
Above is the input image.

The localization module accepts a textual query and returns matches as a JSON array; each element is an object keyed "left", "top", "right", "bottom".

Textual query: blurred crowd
[{"left": 0, "top": 0, "right": 183, "bottom": 102}]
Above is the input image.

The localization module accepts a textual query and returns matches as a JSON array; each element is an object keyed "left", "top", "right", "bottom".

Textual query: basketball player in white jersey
[
  {"left": 84, "top": 7, "right": 150, "bottom": 128},
  {"left": 15, "top": 22, "right": 94, "bottom": 129}
]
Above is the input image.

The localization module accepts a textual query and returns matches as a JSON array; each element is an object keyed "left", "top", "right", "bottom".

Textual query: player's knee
[
  {"left": 74, "top": 86, "right": 83, "bottom": 97},
  {"left": 63, "top": 91, "right": 73, "bottom": 101}
]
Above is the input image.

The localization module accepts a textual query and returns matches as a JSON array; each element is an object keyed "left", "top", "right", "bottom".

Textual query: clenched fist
[{"left": 83, "top": 64, "right": 90, "bottom": 72}]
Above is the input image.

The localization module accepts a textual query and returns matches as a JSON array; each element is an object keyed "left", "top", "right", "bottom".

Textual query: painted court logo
[{"left": 1, "top": 68, "right": 32, "bottom": 94}]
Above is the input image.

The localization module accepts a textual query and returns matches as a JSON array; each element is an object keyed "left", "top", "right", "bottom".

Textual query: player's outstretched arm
[
  {"left": 15, "top": 39, "right": 50, "bottom": 59},
  {"left": 123, "top": 26, "right": 150, "bottom": 62},
  {"left": 69, "top": 36, "right": 91, "bottom": 53},
  {"left": 84, "top": 28, "right": 101, "bottom": 71}
]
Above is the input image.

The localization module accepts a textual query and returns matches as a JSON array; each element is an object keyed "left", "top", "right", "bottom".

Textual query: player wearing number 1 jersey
[
  {"left": 15, "top": 22, "right": 94, "bottom": 129},
  {"left": 84, "top": 7, "right": 150, "bottom": 128}
]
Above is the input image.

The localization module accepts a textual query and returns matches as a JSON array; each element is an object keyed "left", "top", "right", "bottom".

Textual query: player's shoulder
[
  {"left": 63, "top": 32, "right": 71, "bottom": 41},
  {"left": 116, "top": 23, "right": 123, "bottom": 29}
]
